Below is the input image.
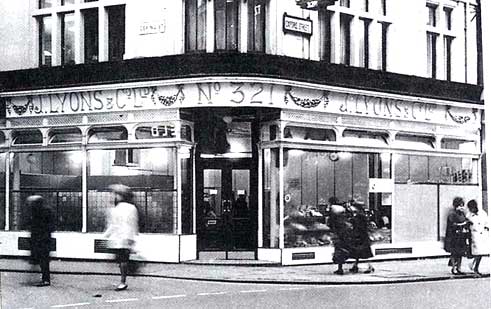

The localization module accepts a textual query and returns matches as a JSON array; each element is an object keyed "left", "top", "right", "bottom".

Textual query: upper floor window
[
  {"left": 248, "top": 0, "right": 266, "bottom": 52},
  {"left": 39, "top": 0, "right": 53, "bottom": 9},
  {"left": 215, "top": 0, "right": 239, "bottom": 51},
  {"left": 61, "top": 12, "right": 75, "bottom": 65},
  {"left": 185, "top": 0, "right": 266, "bottom": 53},
  {"left": 107, "top": 5, "right": 125, "bottom": 61},
  {"left": 340, "top": 13, "right": 352, "bottom": 65},
  {"left": 427, "top": 32, "right": 438, "bottom": 78},
  {"left": 427, "top": 4, "right": 437, "bottom": 27},
  {"left": 39, "top": 15, "right": 52, "bottom": 66},
  {"left": 340, "top": 0, "right": 350, "bottom": 8},
  {"left": 444, "top": 7, "right": 452, "bottom": 30},
  {"left": 185, "top": 0, "right": 207, "bottom": 52},
  {"left": 35, "top": 2, "right": 125, "bottom": 67},
  {"left": 83, "top": 8, "right": 98, "bottom": 63}
]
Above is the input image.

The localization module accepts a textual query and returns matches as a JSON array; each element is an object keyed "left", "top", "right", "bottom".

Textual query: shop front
[{"left": 0, "top": 76, "right": 483, "bottom": 264}]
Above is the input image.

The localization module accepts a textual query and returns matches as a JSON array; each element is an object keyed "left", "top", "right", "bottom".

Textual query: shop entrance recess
[{"left": 196, "top": 158, "right": 256, "bottom": 257}]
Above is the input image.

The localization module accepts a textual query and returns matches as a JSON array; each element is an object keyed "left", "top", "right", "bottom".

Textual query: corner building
[{"left": 0, "top": 0, "right": 484, "bottom": 265}]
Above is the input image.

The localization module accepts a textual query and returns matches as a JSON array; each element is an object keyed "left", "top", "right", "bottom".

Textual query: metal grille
[
  {"left": 282, "top": 110, "right": 337, "bottom": 124},
  {"left": 48, "top": 115, "right": 84, "bottom": 126},
  {"left": 94, "top": 239, "right": 112, "bottom": 253},
  {"left": 8, "top": 117, "right": 44, "bottom": 128},
  {"left": 374, "top": 247, "right": 412, "bottom": 255},
  {"left": 18, "top": 236, "right": 56, "bottom": 251},
  {"left": 133, "top": 109, "right": 179, "bottom": 122},
  {"left": 87, "top": 113, "right": 128, "bottom": 123},
  {"left": 10, "top": 190, "right": 83, "bottom": 232}
]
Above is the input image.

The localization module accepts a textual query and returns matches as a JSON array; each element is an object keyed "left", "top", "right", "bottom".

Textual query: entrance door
[{"left": 197, "top": 158, "right": 255, "bottom": 251}]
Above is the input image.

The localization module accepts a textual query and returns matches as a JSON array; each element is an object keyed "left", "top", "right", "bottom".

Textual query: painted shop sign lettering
[
  {"left": 283, "top": 14, "right": 313, "bottom": 36},
  {"left": 2, "top": 82, "right": 479, "bottom": 126}
]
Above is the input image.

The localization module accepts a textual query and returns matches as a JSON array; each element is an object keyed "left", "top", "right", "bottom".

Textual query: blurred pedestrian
[
  {"left": 444, "top": 197, "right": 471, "bottom": 275},
  {"left": 347, "top": 202, "right": 374, "bottom": 274},
  {"left": 328, "top": 198, "right": 351, "bottom": 275},
  {"left": 28, "top": 195, "right": 55, "bottom": 287},
  {"left": 466, "top": 199, "right": 489, "bottom": 275},
  {"left": 103, "top": 184, "right": 139, "bottom": 291}
]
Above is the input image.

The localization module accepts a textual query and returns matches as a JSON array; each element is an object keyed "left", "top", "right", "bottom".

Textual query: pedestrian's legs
[
  {"left": 120, "top": 261, "right": 128, "bottom": 284},
  {"left": 40, "top": 258, "right": 50, "bottom": 284},
  {"left": 473, "top": 256, "right": 482, "bottom": 274},
  {"left": 334, "top": 263, "right": 344, "bottom": 275},
  {"left": 350, "top": 259, "right": 359, "bottom": 273},
  {"left": 455, "top": 256, "right": 462, "bottom": 272}
]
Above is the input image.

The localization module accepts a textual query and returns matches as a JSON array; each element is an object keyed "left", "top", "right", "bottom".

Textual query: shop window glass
[
  {"left": 83, "top": 8, "right": 98, "bottom": 63},
  {"left": 12, "top": 130, "right": 43, "bottom": 145},
  {"left": 61, "top": 12, "right": 75, "bottom": 65},
  {"left": 441, "top": 138, "right": 476, "bottom": 151},
  {"left": 247, "top": 0, "right": 266, "bottom": 52},
  {"left": 342, "top": 129, "right": 388, "bottom": 146},
  {"left": 185, "top": 0, "right": 207, "bottom": 52},
  {"left": 9, "top": 151, "right": 83, "bottom": 231},
  {"left": 215, "top": 0, "right": 239, "bottom": 51},
  {"left": 49, "top": 128, "right": 82, "bottom": 144},
  {"left": 87, "top": 148, "right": 177, "bottom": 233},
  {"left": 87, "top": 126, "right": 127, "bottom": 143},
  {"left": 262, "top": 148, "right": 280, "bottom": 248},
  {"left": 394, "top": 133, "right": 435, "bottom": 150},
  {"left": 108, "top": 5, "right": 125, "bottom": 61},
  {"left": 284, "top": 126, "right": 336, "bottom": 142},
  {"left": 0, "top": 153, "right": 6, "bottom": 230},
  {"left": 282, "top": 149, "right": 391, "bottom": 248},
  {"left": 39, "top": 15, "right": 52, "bottom": 67}
]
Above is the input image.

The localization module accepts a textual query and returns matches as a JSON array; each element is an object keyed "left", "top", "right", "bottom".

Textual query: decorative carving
[
  {"left": 446, "top": 106, "right": 471, "bottom": 124},
  {"left": 6, "top": 97, "right": 33, "bottom": 116},
  {"left": 284, "top": 86, "right": 329, "bottom": 108},
  {"left": 151, "top": 84, "right": 185, "bottom": 106}
]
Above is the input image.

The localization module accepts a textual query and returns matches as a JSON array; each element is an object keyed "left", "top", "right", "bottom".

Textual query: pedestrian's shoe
[
  {"left": 35, "top": 281, "right": 50, "bottom": 287},
  {"left": 363, "top": 265, "right": 375, "bottom": 274},
  {"left": 115, "top": 283, "right": 128, "bottom": 291},
  {"left": 333, "top": 269, "right": 344, "bottom": 275},
  {"left": 451, "top": 268, "right": 464, "bottom": 275}
]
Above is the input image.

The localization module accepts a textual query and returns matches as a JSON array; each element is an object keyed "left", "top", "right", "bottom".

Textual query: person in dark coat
[
  {"left": 328, "top": 199, "right": 351, "bottom": 275},
  {"left": 444, "top": 196, "right": 471, "bottom": 275},
  {"left": 347, "top": 202, "right": 374, "bottom": 273},
  {"left": 28, "top": 195, "right": 55, "bottom": 287}
]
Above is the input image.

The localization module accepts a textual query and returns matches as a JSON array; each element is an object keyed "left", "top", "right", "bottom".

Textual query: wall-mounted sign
[
  {"left": 2, "top": 80, "right": 480, "bottom": 127},
  {"left": 135, "top": 124, "right": 176, "bottom": 139},
  {"left": 139, "top": 20, "right": 166, "bottom": 35},
  {"left": 283, "top": 14, "right": 313, "bottom": 36}
]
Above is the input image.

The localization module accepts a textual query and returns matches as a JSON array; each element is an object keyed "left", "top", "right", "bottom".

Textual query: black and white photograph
[{"left": 0, "top": 0, "right": 489, "bottom": 308}]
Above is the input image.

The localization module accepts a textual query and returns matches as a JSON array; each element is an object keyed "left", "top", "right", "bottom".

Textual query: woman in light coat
[{"left": 467, "top": 200, "right": 489, "bottom": 275}]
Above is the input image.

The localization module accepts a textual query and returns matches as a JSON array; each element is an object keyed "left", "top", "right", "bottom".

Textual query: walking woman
[
  {"left": 444, "top": 197, "right": 471, "bottom": 275},
  {"left": 347, "top": 202, "right": 374, "bottom": 274},
  {"left": 467, "top": 199, "right": 489, "bottom": 275}
]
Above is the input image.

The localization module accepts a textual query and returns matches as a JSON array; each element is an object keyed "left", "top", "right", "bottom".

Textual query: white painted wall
[{"left": 0, "top": 1, "right": 482, "bottom": 85}]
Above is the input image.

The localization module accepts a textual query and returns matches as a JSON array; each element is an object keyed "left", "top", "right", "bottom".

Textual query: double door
[{"left": 197, "top": 158, "right": 255, "bottom": 251}]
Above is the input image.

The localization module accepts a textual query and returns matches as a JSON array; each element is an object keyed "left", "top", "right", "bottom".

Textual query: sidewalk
[{"left": 0, "top": 256, "right": 489, "bottom": 285}]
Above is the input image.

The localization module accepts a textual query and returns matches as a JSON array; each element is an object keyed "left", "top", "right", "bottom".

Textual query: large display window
[
  {"left": 9, "top": 151, "right": 83, "bottom": 231},
  {"left": 261, "top": 146, "right": 393, "bottom": 249},
  {"left": 87, "top": 147, "right": 177, "bottom": 233}
]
